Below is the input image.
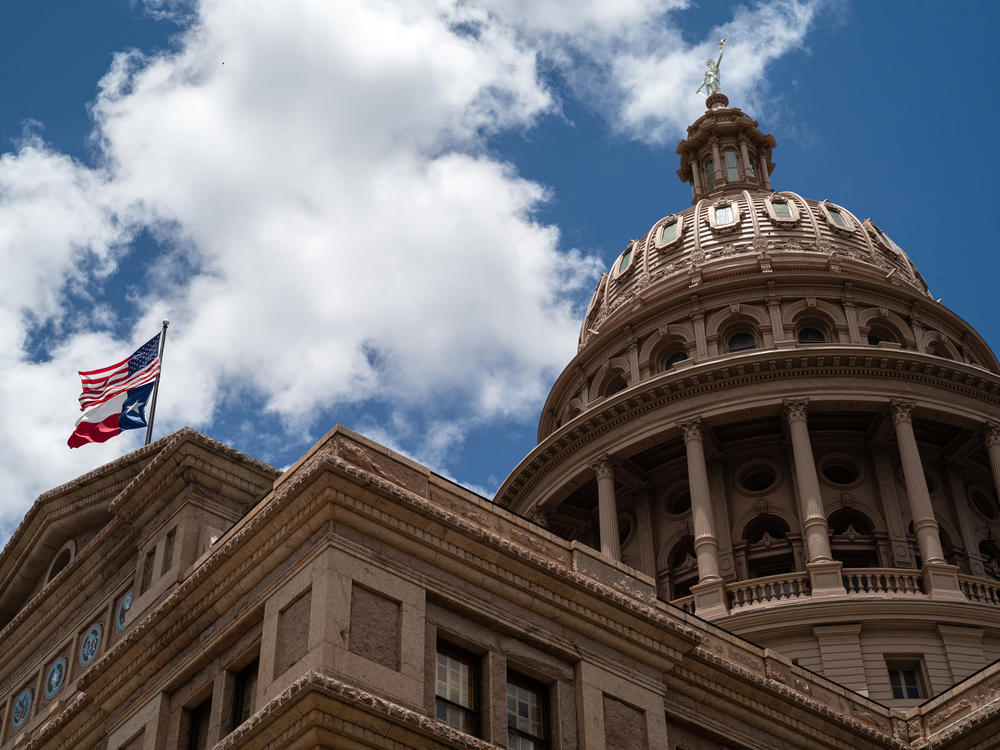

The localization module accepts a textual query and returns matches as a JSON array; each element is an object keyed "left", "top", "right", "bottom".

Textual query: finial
[{"left": 696, "top": 39, "right": 726, "bottom": 98}]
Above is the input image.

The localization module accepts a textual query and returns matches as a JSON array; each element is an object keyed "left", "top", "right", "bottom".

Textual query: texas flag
[
  {"left": 67, "top": 382, "right": 155, "bottom": 448},
  {"left": 67, "top": 333, "right": 161, "bottom": 448}
]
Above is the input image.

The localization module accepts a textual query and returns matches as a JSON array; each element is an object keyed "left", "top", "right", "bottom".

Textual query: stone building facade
[{"left": 2, "top": 95, "right": 1000, "bottom": 749}]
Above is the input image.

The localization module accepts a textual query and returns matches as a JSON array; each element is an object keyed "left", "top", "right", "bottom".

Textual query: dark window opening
[
  {"left": 187, "top": 697, "right": 212, "bottom": 750},
  {"left": 727, "top": 332, "right": 756, "bottom": 352},
  {"left": 230, "top": 659, "right": 259, "bottom": 731},
  {"left": 602, "top": 375, "right": 628, "bottom": 397},
  {"left": 740, "top": 465, "right": 776, "bottom": 493},
  {"left": 664, "top": 351, "right": 688, "bottom": 370},
  {"left": 887, "top": 661, "right": 926, "bottom": 699},
  {"left": 797, "top": 327, "right": 826, "bottom": 343},
  {"left": 48, "top": 548, "right": 72, "bottom": 583}
]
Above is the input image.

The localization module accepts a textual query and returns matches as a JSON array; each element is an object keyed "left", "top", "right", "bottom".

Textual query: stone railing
[
  {"left": 842, "top": 568, "right": 924, "bottom": 596},
  {"left": 959, "top": 575, "right": 1000, "bottom": 605},
  {"left": 727, "top": 572, "right": 811, "bottom": 610},
  {"left": 670, "top": 595, "right": 695, "bottom": 613}
]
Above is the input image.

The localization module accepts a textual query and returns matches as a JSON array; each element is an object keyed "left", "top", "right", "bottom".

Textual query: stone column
[
  {"left": 738, "top": 136, "right": 752, "bottom": 180},
  {"left": 758, "top": 153, "right": 771, "bottom": 189},
  {"left": 890, "top": 401, "right": 964, "bottom": 600},
  {"left": 783, "top": 400, "right": 844, "bottom": 596},
  {"left": 692, "top": 311, "right": 708, "bottom": 359},
  {"left": 691, "top": 155, "right": 704, "bottom": 196},
  {"left": 985, "top": 421, "right": 1000, "bottom": 504},
  {"left": 766, "top": 299, "right": 785, "bottom": 342},
  {"left": 680, "top": 419, "right": 728, "bottom": 618},
  {"left": 710, "top": 137, "right": 724, "bottom": 185},
  {"left": 591, "top": 456, "right": 621, "bottom": 562}
]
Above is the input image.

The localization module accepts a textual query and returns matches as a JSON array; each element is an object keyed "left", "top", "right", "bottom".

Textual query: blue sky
[{"left": 0, "top": 0, "right": 997, "bottom": 537}]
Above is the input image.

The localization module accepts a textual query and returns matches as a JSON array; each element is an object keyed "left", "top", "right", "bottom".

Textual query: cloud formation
[{"left": 0, "top": 0, "right": 824, "bottom": 523}]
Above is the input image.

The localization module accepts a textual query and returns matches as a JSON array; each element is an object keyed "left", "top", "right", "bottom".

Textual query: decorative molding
[
  {"left": 782, "top": 399, "right": 809, "bottom": 424},
  {"left": 679, "top": 418, "right": 704, "bottom": 444},
  {"left": 890, "top": 400, "right": 915, "bottom": 425}
]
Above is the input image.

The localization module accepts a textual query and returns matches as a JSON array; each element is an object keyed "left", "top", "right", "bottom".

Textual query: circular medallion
[
  {"left": 45, "top": 658, "right": 67, "bottom": 699},
  {"left": 79, "top": 624, "right": 102, "bottom": 666},
  {"left": 12, "top": 688, "right": 31, "bottom": 728},
  {"left": 116, "top": 591, "right": 133, "bottom": 631}
]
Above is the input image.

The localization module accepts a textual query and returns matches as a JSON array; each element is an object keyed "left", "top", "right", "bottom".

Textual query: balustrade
[
  {"left": 841, "top": 568, "right": 924, "bottom": 595},
  {"left": 959, "top": 575, "right": 1000, "bottom": 605},
  {"left": 727, "top": 572, "right": 811, "bottom": 609}
]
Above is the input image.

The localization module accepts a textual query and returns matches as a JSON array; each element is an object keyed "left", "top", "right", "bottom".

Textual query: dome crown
[{"left": 676, "top": 93, "right": 777, "bottom": 202}]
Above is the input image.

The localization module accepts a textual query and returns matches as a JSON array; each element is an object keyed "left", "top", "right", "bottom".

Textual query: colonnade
[{"left": 590, "top": 402, "right": 1000, "bottom": 610}]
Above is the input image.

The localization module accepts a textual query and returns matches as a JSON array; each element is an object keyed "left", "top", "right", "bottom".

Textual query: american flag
[{"left": 78, "top": 334, "right": 161, "bottom": 411}]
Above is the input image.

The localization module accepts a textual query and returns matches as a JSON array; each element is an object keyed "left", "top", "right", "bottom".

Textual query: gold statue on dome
[{"left": 696, "top": 39, "right": 726, "bottom": 96}]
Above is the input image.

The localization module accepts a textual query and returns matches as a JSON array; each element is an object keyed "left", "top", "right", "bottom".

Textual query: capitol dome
[{"left": 498, "top": 92, "right": 1000, "bottom": 707}]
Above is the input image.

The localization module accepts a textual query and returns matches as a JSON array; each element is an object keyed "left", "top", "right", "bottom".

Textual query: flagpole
[{"left": 144, "top": 320, "right": 169, "bottom": 446}]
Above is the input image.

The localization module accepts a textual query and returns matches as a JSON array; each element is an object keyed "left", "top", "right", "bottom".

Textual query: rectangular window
[
  {"left": 507, "top": 674, "right": 548, "bottom": 750},
  {"left": 703, "top": 158, "right": 714, "bottom": 190},
  {"left": 161, "top": 527, "right": 176, "bottom": 575},
  {"left": 436, "top": 643, "right": 479, "bottom": 735},
  {"left": 187, "top": 697, "right": 212, "bottom": 750},
  {"left": 887, "top": 660, "right": 926, "bottom": 699},
  {"left": 829, "top": 207, "right": 848, "bottom": 228},
  {"left": 231, "top": 659, "right": 259, "bottom": 731},
  {"left": 660, "top": 221, "right": 678, "bottom": 243},
  {"left": 140, "top": 547, "right": 156, "bottom": 594},
  {"left": 772, "top": 201, "right": 792, "bottom": 219},
  {"left": 724, "top": 150, "right": 740, "bottom": 181},
  {"left": 714, "top": 205, "right": 733, "bottom": 225}
]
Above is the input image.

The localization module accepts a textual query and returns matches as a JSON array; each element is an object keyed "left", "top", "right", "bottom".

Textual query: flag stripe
[
  {"left": 79, "top": 360, "right": 160, "bottom": 399},
  {"left": 78, "top": 353, "right": 132, "bottom": 378},
  {"left": 79, "top": 368, "right": 160, "bottom": 410}
]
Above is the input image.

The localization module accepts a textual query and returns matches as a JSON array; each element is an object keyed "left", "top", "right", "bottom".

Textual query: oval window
[
  {"left": 665, "top": 489, "right": 691, "bottom": 515},
  {"left": 740, "top": 465, "right": 777, "bottom": 493},
  {"left": 822, "top": 459, "right": 859, "bottom": 486},
  {"left": 970, "top": 488, "right": 999, "bottom": 520}
]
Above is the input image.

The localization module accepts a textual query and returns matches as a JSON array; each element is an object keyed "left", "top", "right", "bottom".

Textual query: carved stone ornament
[
  {"left": 679, "top": 418, "right": 704, "bottom": 443},
  {"left": 589, "top": 455, "right": 615, "bottom": 480},
  {"left": 890, "top": 400, "right": 915, "bottom": 425},
  {"left": 782, "top": 399, "right": 809, "bottom": 424},
  {"left": 985, "top": 420, "right": 1000, "bottom": 448}
]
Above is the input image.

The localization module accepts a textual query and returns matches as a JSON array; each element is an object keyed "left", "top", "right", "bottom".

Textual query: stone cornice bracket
[
  {"left": 984, "top": 420, "right": 1000, "bottom": 447},
  {"left": 679, "top": 418, "right": 704, "bottom": 444},
  {"left": 589, "top": 454, "right": 615, "bottom": 480},
  {"left": 782, "top": 399, "right": 809, "bottom": 424},
  {"left": 890, "top": 400, "right": 916, "bottom": 425}
]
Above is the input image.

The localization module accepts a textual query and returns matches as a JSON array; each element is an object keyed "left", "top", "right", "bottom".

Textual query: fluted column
[
  {"left": 690, "top": 155, "right": 704, "bottom": 197},
  {"left": 891, "top": 401, "right": 965, "bottom": 600},
  {"left": 710, "top": 137, "right": 723, "bottom": 185},
  {"left": 590, "top": 456, "right": 620, "bottom": 561},
  {"left": 890, "top": 401, "right": 944, "bottom": 564},
  {"left": 738, "top": 136, "right": 752, "bottom": 180},
  {"left": 758, "top": 153, "right": 771, "bottom": 189},
  {"left": 680, "top": 420, "right": 720, "bottom": 581},
  {"left": 680, "top": 419, "right": 728, "bottom": 618},
  {"left": 784, "top": 400, "right": 844, "bottom": 597},
  {"left": 985, "top": 421, "right": 1000, "bottom": 505},
  {"left": 634, "top": 486, "right": 657, "bottom": 579},
  {"left": 783, "top": 400, "right": 833, "bottom": 563}
]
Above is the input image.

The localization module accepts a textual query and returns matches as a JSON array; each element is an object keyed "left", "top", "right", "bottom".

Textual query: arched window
[
  {"left": 601, "top": 373, "right": 628, "bottom": 398},
  {"left": 47, "top": 548, "right": 72, "bottom": 583},
  {"left": 663, "top": 350, "right": 688, "bottom": 371},
  {"left": 741, "top": 515, "right": 794, "bottom": 578},
  {"left": 727, "top": 332, "right": 756, "bottom": 352},
  {"left": 828, "top": 509, "right": 880, "bottom": 568},
  {"left": 867, "top": 322, "right": 900, "bottom": 346},
  {"left": 927, "top": 341, "right": 954, "bottom": 360},
  {"left": 798, "top": 327, "right": 826, "bottom": 343}
]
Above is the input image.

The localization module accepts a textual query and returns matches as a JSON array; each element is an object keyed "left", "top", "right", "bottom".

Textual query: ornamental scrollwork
[
  {"left": 890, "top": 400, "right": 916, "bottom": 426},
  {"left": 679, "top": 418, "right": 704, "bottom": 443},
  {"left": 985, "top": 420, "right": 1000, "bottom": 448},
  {"left": 782, "top": 399, "right": 809, "bottom": 424}
]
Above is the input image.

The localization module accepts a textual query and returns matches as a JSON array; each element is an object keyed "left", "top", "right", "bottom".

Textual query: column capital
[
  {"left": 890, "top": 400, "right": 916, "bottom": 425},
  {"left": 679, "top": 418, "right": 704, "bottom": 444},
  {"left": 782, "top": 399, "right": 809, "bottom": 424},
  {"left": 985, "top": 420, "right": 1000, "bottom": 448},
  {"left": 589, "top": 454, "right": 615, "bottom": 480}
]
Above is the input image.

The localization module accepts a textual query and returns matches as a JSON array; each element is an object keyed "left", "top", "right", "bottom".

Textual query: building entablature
[{"left": 549, "top": 273, "right": 997, "bottom": 442}]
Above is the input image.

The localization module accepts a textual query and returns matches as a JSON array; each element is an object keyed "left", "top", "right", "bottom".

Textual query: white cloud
[{"left": 0, "top": 0, "right": 825, "bottom": 522}]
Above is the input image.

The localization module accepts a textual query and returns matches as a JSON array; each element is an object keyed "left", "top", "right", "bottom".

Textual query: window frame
[
  {"left": 819, "top": 200, "right": 855, "bottom": 235},
  {"left": 764, "top": 194, "right": 800, "bottom": 224},
  {"left": 435, "top": 641, "right": 481, "bottom": 737},
  {"left": 655, "top": 215, "right": 684, "bottom": 250},
  {"left": 611, "top": 243, "right": 636, "bottom": 279},
  {"left": 885, "top": 657, "right": 928, "bottom": 700},
  {"left": 708, "top": 200, "right": 740, "bottom": 232},
  {"left": 506, "top": 671, "right": 550, "bottom": 750}
]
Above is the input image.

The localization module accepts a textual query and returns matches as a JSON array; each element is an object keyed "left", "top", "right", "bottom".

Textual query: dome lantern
[{"left": 676, "top": 93, "right": 777, "bottom": 203}]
